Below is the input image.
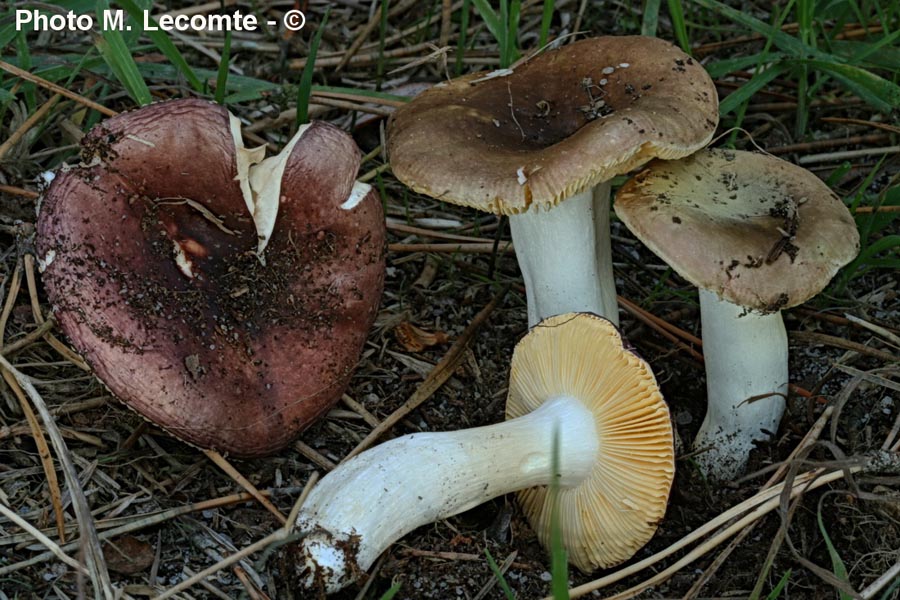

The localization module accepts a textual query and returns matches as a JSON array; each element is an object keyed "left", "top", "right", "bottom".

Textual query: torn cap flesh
[
  {"left": 615, "top": 149, "right": 860, "bottom": 312},
  {"left": 506, "top": 313, "right": 674, "bottom": 570},
  {"left": 36, "top": 99, "right": 386, "bottom": 457},
  {"left": 387, "top": 35, "right": 718, "bottom": 214}
]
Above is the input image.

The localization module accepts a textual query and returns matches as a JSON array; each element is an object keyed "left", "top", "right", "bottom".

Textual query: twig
[
  {"left": 294, "top": 440, "right": 337, "bottom": 471},
  {"left": 562, "top": 468, "right": 851, "bottom": 599},
  {"left": 387, "top": 221, "right": 494, "bottom": 243},
  {"left": 843, "top": 313, "right": 900, "bottom": 347},
  {"left": 341, "top": 285, "right": 508, "bottom": 462},
  {"left": 0, "top": 501, "right": 85, "bottom": 574},
  {"left": 768, "top": 133, "right": 891, "bottom": 155},
  {"left": 790, "top": 330, "right": 898, "bottom": 362},
  {"left": 854, "top": 205, "right": 900, "bottom": 214},
  {"left": 309, "top": 96, "right": 394, "bottom": 116},
  {"left": 0, "top": 184, "right": 40, "bottom": 199},
  {"left": 861, "top": 560, "right": 900, "bottom": 599},
  {"left": 617, "top": 296, "right": 704, "bottom": 362},
  {"left": 388, "top": 242, "right": 515, "bottom": 254},
  {"left": 0, "top": 355, "right": 114, "bottom": 599},
  {"left": 682, "top": 405, "right": 835, "bottom": 599},
  {"left": 798, "top": 145, "right": 900, "bottom": 165},
  {"left": 1, "top": 318, "right": 55, "bottom": 356},
  {"left": 203, "top": 449, "right": 287, "bottom": 525},
  {"left": 439, "top": 0, "right": 453, "bottom": 48},
  {"left": 155, "top": 473, "right": 318, "bottom": 599},
  {"left": 0, "top": 60, "right": 115, "bottom": 117},
  {"left": 234, "top": 565, "right": 271, "bottom": 600},
  {"left": 358, "top": 162, "right": 391, "bottom": 183},
  {"left": 341, "top": 393, "right": 382, "bottom": 429},
  {"left": 312, "top": 90, "right": 406, "bottom": 108},
  {"left": 821, "top": 117, "right": 900, "bottom": 135},
  {"left": 0, "top": 263, "right": 67, "bottom": 543}
]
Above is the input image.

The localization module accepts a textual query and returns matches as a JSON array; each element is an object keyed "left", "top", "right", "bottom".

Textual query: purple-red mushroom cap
[{"left": 36, "top": 98, "right": 385, "bottom": 457}]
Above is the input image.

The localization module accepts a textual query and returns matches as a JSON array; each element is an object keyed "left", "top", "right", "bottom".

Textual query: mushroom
[
  {"left": 292, "top": 312, "right": 674, "bottom": 593},
  {"left": 615, "top": 149, "right": 860, "bottom": 479},
  {"left": 36, "top": 98, "right": 386, "bottom": 457},
  {"left": 388, "top": 36, "right": 718, "bottom": 326}
]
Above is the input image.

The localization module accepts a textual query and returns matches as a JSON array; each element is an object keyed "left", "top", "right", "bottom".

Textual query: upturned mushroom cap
[
  {"left": 37, "top": 99, "right": 385, "bottom": 457},
  {"left": 506, "top": 313, "right": 674, "bottom": 571},
  {"left": 387, "top": 35, "right": 718, "bottom": 214},
  {"left": 615, "top": 149, "right": 860, "bottom": 312}
]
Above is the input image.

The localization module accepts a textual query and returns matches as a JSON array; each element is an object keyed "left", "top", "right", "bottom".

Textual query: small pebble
[
  {"left": 602, "top": 66, "right": 615, "bottom": 75},
  {"left": 619, "top": 62, "right": 630, "bottom": 68}
]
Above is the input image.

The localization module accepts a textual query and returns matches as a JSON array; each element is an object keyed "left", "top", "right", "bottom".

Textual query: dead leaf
[
  {"left": 394, "top": 322, "right": 449, "bottom": 353},
  {"left": 103, "top": 535, "right": 155, "bottom": 575}
]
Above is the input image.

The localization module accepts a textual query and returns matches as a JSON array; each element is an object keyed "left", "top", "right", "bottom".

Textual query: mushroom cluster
[
  {"left": 293, "top": 312, "right": 674, "bottom": 593},
  {"left": 388, "top": 35, "right": 718, "bottom": 326},
  {"left": 37, "top": 98, "right": 386, "bottom": 457},
  {"left": 616, "top": 148, "right": 860, "bottom": 479}
]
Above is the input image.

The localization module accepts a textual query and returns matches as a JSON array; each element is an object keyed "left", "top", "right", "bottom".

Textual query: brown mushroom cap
[
  {"left": 387, "top": 35, "right": 718, "bottom": 214},
  {"left": 507, "top": 313, "right": 674, "bottom": 571},
  {"left": 615, "top": 148, "right": 860, "bottom": 312},
  {"left": 37, "top": 99, "right": 385, "bottom": 457}
]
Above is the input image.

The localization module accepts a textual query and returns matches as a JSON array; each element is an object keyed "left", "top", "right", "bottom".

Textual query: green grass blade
[
  {"left": 549, "top": 427, "right": 569, "bottom": 599},
  {"left": 879, "top": 573, "right": 900, "bottom": 600},
  {"left": 378, "top": 582, "right": 402, "bottom": 600},
  {"left": 765, "top": 569, "right": 792, "bottom": 600},
  {"left": 311, "top": 85, "right": 411, "bottom": 103},
  {"left": 498, "top": 0, "right": 510, "bottom": 67},
  {"left": 705, "top": 52, "right": 786, "bottom": 78},
  {"left": 642, "top": 0, "right": 663, "bottom": 37},
  {"left": 507, "top": 0, "right": 522, "bottom": 66},
  {"left": 15, "top": 30, "right": 36, "bottom": 110},
  {"left": 456, "top": 0, "right": 472, "bottom": 76},
  {"left": 836, "top": 234, "right": 900, "bottom": 292},
  {"left": 484, "top": 548, "right": 517, "bottom": 600},
  {"left": 817, "top": 504, "right": 852, "bottom": 600},
  {"left": 801, "top": 59, "right": 900, "bottom": 113},
  {"left": 215, "top": 30, "right": 232, "bottom": 105},
  {"left": 297, "top": 7, "right": 330, "bottom": 127},
  {"left": 471, "top": 0, "right": 503, "bottom": 45},
  {"left": 691, "top": 0, "right": 818, "bottom": 58},
  {"left": 667, "top": 0, "right": 690, "bottom": 52},
  {"left": 539, "top": 0, "right": 555, "bottom": 47},
  {"left": 94, "top": 0, "right": 152, "bottom": 105},
  {"left": 718, "top": 63, "right": 787, "bottom": 115},
  {"left": 116, "top": 0, "right": 204, "bottom": 91}
]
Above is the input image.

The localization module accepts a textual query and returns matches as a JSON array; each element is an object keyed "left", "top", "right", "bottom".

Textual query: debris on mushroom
[
  {"left": 36, "top": 98, "right": 386, "bottom": 457},
  {"left": 388, "top": 35, "right": 719, "bottom": 327},
  {"left": 291, "top": 312, "right": 674, "bottom": 593},
  {"left": 616, "top": 148, "right": 860, "bottom": 479}
]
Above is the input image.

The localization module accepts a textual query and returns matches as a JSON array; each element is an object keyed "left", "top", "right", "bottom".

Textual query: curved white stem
[
  {"left": 694, "top": 289, "right": 788, "bottom": 480},
  {"left": 294, "top": 396, "right": 599, "bottom": 592},
  {"left": 508, "top": 181, "right": 618, "bottom": 327}
]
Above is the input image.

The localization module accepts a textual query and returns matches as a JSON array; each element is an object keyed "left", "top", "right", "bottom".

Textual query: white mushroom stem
[
  {"left": 508, "top": 181, "right": 618, "bottom": 326},
  {"left": 294, "top": 395, "right": 599, "bottom": 592},
  {"left": 693, "top": 289, "right": 788, "bottom": 480}
]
